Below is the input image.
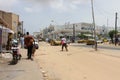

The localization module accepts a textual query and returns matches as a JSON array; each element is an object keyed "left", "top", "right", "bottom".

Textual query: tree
[
  {"left": 108, "top": 30, "right": 117, "bottom": 43},
  {"left": 77, "top": 33, "right": 88, "bottom": 39}
]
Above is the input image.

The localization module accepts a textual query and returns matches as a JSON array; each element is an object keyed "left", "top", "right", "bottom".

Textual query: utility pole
[
  {"left": 21, "top": 21, "right": 24, "bottom": 35},
  {"left": 107, "top": 18, "right": 109, "bottom": 28},
  {"left": 115, "top": 12, "right": 118, "bottom": 46},
  {"left": 73, "top": 24, "right": 75, "bottom": 43},
  {"left": 91, "top": 0, "right": 97, "bottom": 51}
]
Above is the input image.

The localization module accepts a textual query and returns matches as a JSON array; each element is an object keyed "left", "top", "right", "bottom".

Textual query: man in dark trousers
[
  {"left": 24, "top": 32, "right": 34, "bottom": 60},
  {"left": 61, "top": 36, "right": 68, "bottom": 51}
]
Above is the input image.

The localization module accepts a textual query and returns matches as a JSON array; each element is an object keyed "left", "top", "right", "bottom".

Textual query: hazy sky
[{"left": 0, "top": 0, "right": 120, "bottom": 33}]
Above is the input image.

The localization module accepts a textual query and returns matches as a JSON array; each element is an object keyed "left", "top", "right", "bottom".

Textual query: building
[
  {"left": 0, "top": 10, "right": 20, "bottom": 51},
  {"left": 42, "top": 22, "right": 115, "bottom": 41},
  {"left": 0, "top": 10, "right": 19, "bottom": 38},
  {"left": 42, "top": 22, "right": 94, "bottom": 40}
]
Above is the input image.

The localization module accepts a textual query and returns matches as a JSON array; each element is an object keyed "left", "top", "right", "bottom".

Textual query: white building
[{"left": 42, "top": 22, "right": 115, "bottom": 40}]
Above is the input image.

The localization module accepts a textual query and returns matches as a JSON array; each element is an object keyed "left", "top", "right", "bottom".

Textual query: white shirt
[{"left": 61, "top": 38, "right": 66, "bottom": 43}]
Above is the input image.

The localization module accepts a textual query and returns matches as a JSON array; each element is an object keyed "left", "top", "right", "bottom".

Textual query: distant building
[
  {"left": 42, "top": 22, "right": 116, "bottom": 40},
  {"left": 42, "top": 22, "right": 94, "bottom": 40}
]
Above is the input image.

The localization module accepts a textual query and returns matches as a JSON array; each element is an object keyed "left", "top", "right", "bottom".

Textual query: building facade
[
  {"left": 0, "top": 10, "right": 20, "bottom": 51},
  {"left": 0, "top": 10, "right": 19, "bottom": 38},
  {"left": 42, "top": 22, "right": 115, "bottom": 41}
]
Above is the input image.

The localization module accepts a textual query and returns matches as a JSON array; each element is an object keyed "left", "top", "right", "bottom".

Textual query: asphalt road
[{"left": 71, "top": 43, "right": 120, "bottom": 51}]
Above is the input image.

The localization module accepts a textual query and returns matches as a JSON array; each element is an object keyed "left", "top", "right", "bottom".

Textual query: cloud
[
  {"left": 23, "top": 0, "right": 89, "bottom": 12},
  {"left": 68, "top": 0, "right": 89, "bottom": 4},
  {"left": 24, "top": 7, "right": 33, "bottom": 13},
  {"left": 24, "top": 5, "right": 43, "bottom": 13},
  {"left": 0, "top": 0, "right": 18, "bottom": 11},
  {"left": 0, "top": 0, "right": 89, "bottom": 13}
]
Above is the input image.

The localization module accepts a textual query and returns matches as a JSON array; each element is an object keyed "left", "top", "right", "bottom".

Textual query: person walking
[
  {"left": 20, "top": 35, "right": 24, "bottom": 48},
  {"left": 24, "top": 32, "right": 34, "bottom": 60},
  {"left": 61, "top": 36, "right": 68, "bottom": 51}
]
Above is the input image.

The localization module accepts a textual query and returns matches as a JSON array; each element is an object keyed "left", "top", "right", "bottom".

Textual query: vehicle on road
[
  {"left": 11, "top": 44, "right": 21, "bottom": 64},
  {"left": 12, "top": 39, "right": 18, "bottom": 45},
  {"left": 33, "top": 39, "right": 39, "bottom": 49},
  {"left": 86, "top": 39, "right": 103, "bottom": 45},
  {"left": 97, "top": 40, "right": 103, "bottom": 44},
  {"left": 50, "top": 39, "right": 61, "bottom": 46},
  {"left": 77, "top": 39, "right": 87, "bottom": 43},
  {"left": 86, "top": 39, "right": 95, "bottom": 45}
]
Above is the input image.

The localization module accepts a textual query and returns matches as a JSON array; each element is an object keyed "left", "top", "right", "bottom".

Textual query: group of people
[{"left": 17, "top": 32, "right": 69, "bottom": 61}]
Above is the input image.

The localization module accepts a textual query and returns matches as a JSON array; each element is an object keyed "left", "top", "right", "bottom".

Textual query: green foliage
[
  {"left": 77, "top": 34, "right": 87, "bottom": 39},
  {"left": 108, "top": 30, "right": 118, "bottom": 43}
]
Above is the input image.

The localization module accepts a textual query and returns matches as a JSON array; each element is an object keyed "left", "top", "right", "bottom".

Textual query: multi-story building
[
  {"left": 0, "top": 10, "right": 19, "bottom": 38},
  {"left": 42, "top": 22, "right": 94, "bottom": 40},
  {"left": 42, "top": 22, "right": 115, "bottom": 41},
  {"left": 0, "top": 10, "right": 20, "bottom": 51}
]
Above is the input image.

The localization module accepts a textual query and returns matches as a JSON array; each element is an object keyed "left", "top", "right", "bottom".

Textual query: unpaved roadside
[{"left": 35, "top": 42, "right": 120, "bottom": 80}]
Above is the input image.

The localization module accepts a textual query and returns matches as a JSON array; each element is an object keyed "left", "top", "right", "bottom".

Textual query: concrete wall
[{"left": 11, "top": 13, "right": 19, "bottom": 35}]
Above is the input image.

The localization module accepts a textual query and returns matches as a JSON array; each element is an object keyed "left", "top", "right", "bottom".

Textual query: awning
[
  {"left": 0, "top": 26, "right": 14, "bottom": 34},
  {"left": 6, "top": 28, "right": 14, "bottom": 34}
]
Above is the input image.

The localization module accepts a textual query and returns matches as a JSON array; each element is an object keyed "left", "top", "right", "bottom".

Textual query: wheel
[{"left": 13, "top": 55, "right": 18, "bottom": 64}]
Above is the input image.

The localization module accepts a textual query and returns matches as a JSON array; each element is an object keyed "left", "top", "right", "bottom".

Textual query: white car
[{"left": 97, "top": 40, "right": 103, "bottom": 43}]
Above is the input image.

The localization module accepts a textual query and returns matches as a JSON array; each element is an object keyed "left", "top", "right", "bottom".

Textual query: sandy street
[{"left": 35, "top": 42, "right": 120, "bottom": 80}]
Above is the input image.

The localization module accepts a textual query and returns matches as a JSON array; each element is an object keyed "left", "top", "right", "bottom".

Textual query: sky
[{"left": 0, "top": 0, "right": 120, "bottom": 33}]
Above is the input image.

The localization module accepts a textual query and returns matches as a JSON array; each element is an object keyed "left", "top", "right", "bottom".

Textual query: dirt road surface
[{"left": 35, "top": 42, "right": 120, "bottom": 80}]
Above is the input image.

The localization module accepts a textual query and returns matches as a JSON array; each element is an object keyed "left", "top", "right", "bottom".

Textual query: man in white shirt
[
  {"left": 20, "top": 35, "right": 24, "bottom": 48},
  {"left": 61, "top": 36, "right": 68, "bottom": 51}
]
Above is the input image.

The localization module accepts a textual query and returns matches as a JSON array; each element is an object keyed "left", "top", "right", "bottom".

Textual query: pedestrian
[
  {"left": 117, "top": 36, "right": 120, "bottom": 45},
  {"left": 61, "top": 36, "right": 68, "bottom": 51},
  {"left": 24, "top": 32, "right": 34, "bottom": 60},
  {"left": 32, "top": 41, "right": 36, "bottom": 57},
  {"left": 20, "top": 35, "right": 24, "bottom": 48}
]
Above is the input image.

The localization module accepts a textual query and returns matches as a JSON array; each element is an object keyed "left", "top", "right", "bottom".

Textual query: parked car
[
  {"left": 77, "top": 39, "right": 87, "bottom": 43},
  {"left": 86, "top": 39, "right": 95, "bottom": 45},
  {"left": 50, "top": 39, "right": 61, "bottom": 46},
  {"left": 86, "top": 39, "right": 103, "bottom": 45},
  {"left": 97, "top": 40, "right": 103, "bottom": 44}
]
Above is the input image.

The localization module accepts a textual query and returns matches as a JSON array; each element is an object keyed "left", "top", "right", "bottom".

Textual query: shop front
[{"left": 0, "top": 26, "right": 14, "bottom": 52}]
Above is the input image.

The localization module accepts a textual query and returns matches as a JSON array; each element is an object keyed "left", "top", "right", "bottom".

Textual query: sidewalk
[{"left": 0, "top": 48, "right": 43, "bottom": 80}]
